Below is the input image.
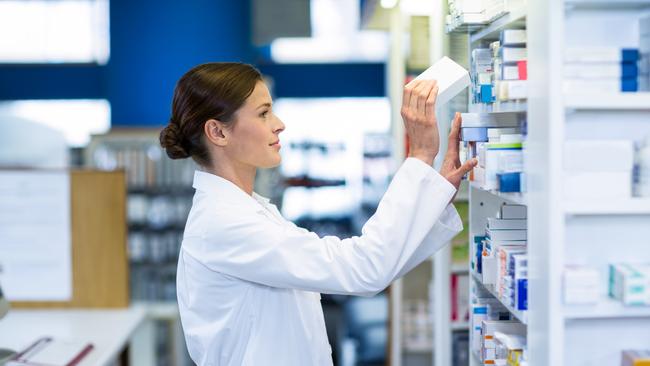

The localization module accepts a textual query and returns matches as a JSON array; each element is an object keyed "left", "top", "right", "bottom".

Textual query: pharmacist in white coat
[{"left": 159, "top": 62, "right": 477, "bottom": 366}]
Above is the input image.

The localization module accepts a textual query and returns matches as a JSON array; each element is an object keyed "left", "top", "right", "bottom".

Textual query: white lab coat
[{"left": 177, "top": 157, "right": 463, "bottom": 366}]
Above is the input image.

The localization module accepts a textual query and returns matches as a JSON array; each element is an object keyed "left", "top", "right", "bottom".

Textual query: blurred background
[{"left": 0, "top": 1, "right": 471, "bottom": 366}]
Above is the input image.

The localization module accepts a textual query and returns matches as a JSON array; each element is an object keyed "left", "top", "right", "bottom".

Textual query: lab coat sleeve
[
  {"left": 392, "top": 204, "right": 463, "bottom": 280},
  {"left": 182, "top": 157, "right": 457, "bottom": 295},
  {"left": 354, "top": 204, "right": 462, "bottom": 297}
]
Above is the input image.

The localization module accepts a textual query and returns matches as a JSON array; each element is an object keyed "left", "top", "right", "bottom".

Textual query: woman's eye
[{"left": 260, "top": 111, "right": 269, "bottom": 118}]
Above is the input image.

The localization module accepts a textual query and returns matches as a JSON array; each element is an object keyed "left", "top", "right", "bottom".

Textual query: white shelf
[
  {"left": 469, "top": 6, "right": 527, "bottom": 43},
  {"left": 564, "top": 297, "right": 650, "bottom": 319},
  {"left": 564, "top": 93, "right": 650, "bottom": 110},
  {"left": 451, "top": 321, "right": 470, "bottom": 330},
  {"left": 564, "top": 199, "right": 650, "bottom": 215},
  {"left": 470, "top": 182, "right": 527, "bottom": 205}
]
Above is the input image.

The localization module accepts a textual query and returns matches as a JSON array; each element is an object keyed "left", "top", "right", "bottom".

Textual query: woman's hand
[
  {"left": 441, "top": 112, "right": 478, "bottom": 193},
  {"left": 401, "top": 80, "right": 440, "bottom": 166}
]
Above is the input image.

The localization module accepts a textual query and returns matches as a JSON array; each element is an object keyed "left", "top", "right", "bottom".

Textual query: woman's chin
[{"left": 260, "top": 156, "right": 282, "bottom": 169}]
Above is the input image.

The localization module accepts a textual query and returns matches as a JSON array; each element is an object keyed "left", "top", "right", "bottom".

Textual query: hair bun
[{"left": 160, "top": 122, "right": 190, "bottom": 159}]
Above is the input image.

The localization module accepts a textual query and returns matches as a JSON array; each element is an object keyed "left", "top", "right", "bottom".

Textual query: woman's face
[{"left": 227, "top": 81, "right": 285, "bottom": 169}]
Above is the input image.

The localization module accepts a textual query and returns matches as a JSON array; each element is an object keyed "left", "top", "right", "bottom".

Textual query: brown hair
[{"left": 160, "top": 62, "right": 263, "bottom": 166}]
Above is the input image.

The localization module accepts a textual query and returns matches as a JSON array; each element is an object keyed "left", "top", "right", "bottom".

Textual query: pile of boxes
[
  {"left": 471, "top": 204, "right": 528, "bottom": 315},
  {"left": 563, "top": 262, "right": 650, "bottom": 307},
  {"left": 564, "top": 47, "right": 642, "bottom": 93},
  {"left": 471, "top": 29, "right": 528, "bottom": 111},
  {"left": 470, "top": 294, "right": 528, "bottom": 366},
  {"left": 564, "top": 15, "right": 650, "bottom": 94},
  {"left": 462, "top": 113, "right": 526, "bottom": 193}
]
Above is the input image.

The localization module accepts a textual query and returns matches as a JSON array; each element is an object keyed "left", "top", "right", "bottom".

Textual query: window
[
  {"left": 0, "top": 0, "right": 110, "bottom": 64},
  {"left": 270, "top": 0, "right": 389, "bottom": 63}
]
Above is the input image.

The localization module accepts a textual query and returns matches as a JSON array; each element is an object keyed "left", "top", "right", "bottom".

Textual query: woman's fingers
[
  {"left": 448, "top": 112, "right": 463, "bottom": 166},
  {"left": 425, "top": 84, "right": 439, "bottom": 119},
  {"left": 455, "top": 158, "right": 478, "bottom": 180},
  {"left": 403, "top": 80, "right": 438, "bottom": 124},
  {"left": 412, "top": 81, "right": 429, "bottom": 118}
]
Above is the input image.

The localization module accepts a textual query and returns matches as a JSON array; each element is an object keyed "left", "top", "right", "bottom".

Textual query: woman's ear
[{"left": 204, "top": 119, "right": 228, "bottom": 147}]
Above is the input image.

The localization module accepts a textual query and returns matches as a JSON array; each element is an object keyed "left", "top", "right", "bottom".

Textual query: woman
[{"left": 160, "top": 62, "right": 477, "bottom": 366}]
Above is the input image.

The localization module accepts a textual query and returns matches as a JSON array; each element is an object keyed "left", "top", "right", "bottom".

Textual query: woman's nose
[{"left": 274, "top": 116, "right": 285, "bottom": 134}]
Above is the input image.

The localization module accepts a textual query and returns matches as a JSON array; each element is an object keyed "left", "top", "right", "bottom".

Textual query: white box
[
  {"left": 500, "top": 47, "right": 527, "bottom": 63},
  {"left": 638, "top": 35, "right": 649, "bottom": 53},
  {"left": 500, "top": 29, "right": 527, "bottom": 46},
  {"left": 641, "top": 15, "right": 650, "bottom": 36},
  {"left": 565, "top": 47, "right": 630, "bottom": 62},
  {"left": 564, "top": 265, "right": 600, "bottom": 304},
  {"left": 564, "top": 140, "right": 634, "bottom": 172},
  {"left": 564, "top": 171, "right": 632, "bottom": 199},
  {"left": 565, "top": 63, "right": 635, "bottom": 79},
  {"left": 482, "top": 255, "right": 498, "bottom": 285},
  {"left": 500, "top": 204, "right": 526, "bottom": 219},
  {"left": 502, "top": 65, "right": 521, "bottom": 80},
  {"left": 563, "top": 79, "right": 622, "bottom": 93},
  {"left": 412, "top": 56, "right": 471, "bottom": 107},
  {"left": 487, "top": 218, "right": 527, "bottom": 230},
  {"left": 610, "top": 263, "right": 650, "bottom": 305},
  {"left": 498, "top": 80, "right": 527, "bottom": 100}
]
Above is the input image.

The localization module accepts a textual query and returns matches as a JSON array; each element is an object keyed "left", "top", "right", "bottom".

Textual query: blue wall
[{"left": 0, "top": 1, "right": 385, "bottom": 127}]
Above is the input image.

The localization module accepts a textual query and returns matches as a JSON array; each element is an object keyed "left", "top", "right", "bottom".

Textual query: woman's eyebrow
[{"left": 257, "top": 102, "right": 272, "bottom": 110}]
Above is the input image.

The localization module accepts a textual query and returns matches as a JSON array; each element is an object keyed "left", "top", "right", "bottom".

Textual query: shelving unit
[
  {"left": 86, "top": 129, "right": 194, "bottom": 366},
  {"left": 435, "top": 1, "right": 650, "bottom": 365},
  {"left": 391, "top": 2, "right": 650, "bottom": 365}
]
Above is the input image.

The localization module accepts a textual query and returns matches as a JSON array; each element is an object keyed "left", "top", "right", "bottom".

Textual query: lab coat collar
[{"left": 192, "top": 170, "right": 270, "bottom": 212}]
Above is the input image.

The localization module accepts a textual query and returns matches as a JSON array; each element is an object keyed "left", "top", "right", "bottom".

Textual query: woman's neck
[{"left": 207, "top": 159, "right": 257, "bottom": 196}]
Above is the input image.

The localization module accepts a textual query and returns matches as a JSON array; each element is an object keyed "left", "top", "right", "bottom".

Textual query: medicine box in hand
[{"left": 411, "top": 56, "right": 471, "bottom": 107}]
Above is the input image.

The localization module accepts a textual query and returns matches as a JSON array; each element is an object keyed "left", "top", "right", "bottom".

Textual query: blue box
[
  {"left": 497, "top": 172, "right": 522, "bottom": 192},
  {"left": 621, "top": 77, "right": 639, "bottom": 92},
  {"left": 621, "top": 62, "right": 639, "bottom": 78},
  {"left": 461, "top": 127, "right": 488, "bottom": 142},
  {"left": 480, "top": 84, "right": 494, "bottom": 103},
  {"left": 517, "top": 279, "right": 528, "bottom": 310},
  {"left": 474, "top": 236, "right": 485, "bottom": 274},
  {"left": 622, "top": 48, "right": 640, "bottom": 62}
]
